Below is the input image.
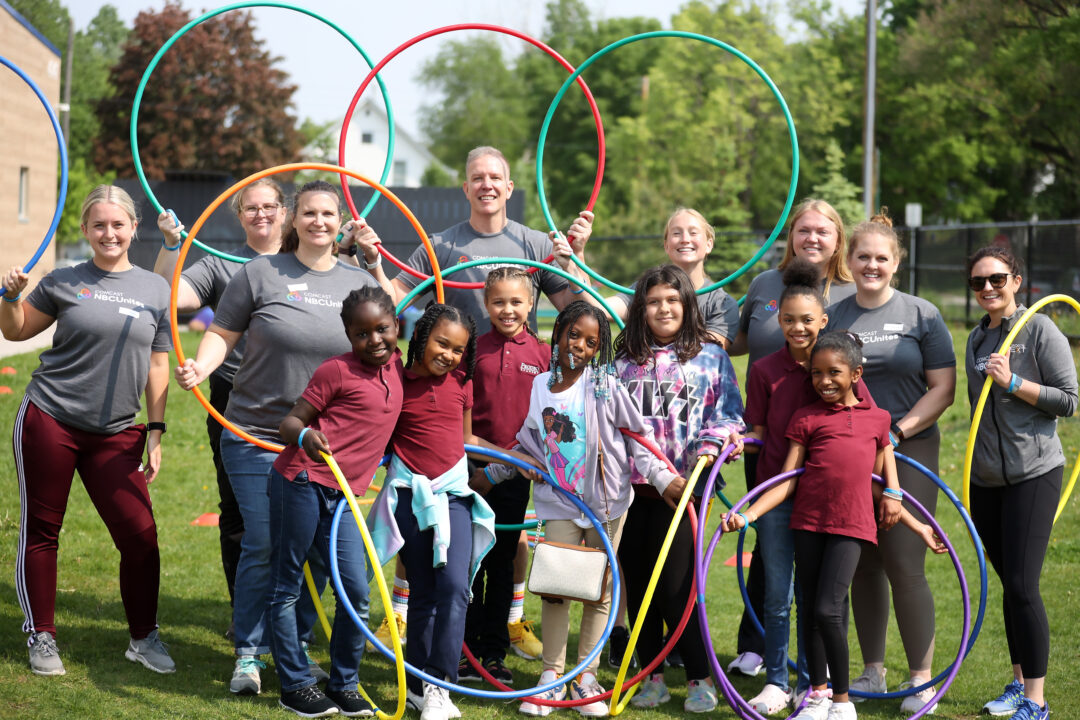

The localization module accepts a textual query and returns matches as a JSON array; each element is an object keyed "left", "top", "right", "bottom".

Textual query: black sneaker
[
  {"left": 662, "top": 633, "right": 684, "bottom": 668},
  {"left": 279, "top": 685, "right": 340, "bottom": 717},
  {"left": 457, "top": 655, "right": 482, "bottom": 684},
  {"left": 607, "top": 626, "right": 638, "bottom": 669},
  {"left": 325, "top": 687, "right": 375, "bottom": 717},
  {"left": 483, "top": 658, "right": 514, "bottom": 686}
]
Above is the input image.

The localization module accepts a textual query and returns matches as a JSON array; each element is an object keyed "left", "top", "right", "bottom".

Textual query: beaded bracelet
[{"left": 297, "top": 427, "right": 310, "bottom": 448}]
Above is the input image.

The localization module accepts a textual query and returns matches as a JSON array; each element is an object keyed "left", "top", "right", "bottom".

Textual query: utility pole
[
  {"left": 60, "top": 17, "right": 73, "bottom": 150},
  {"left": 862, "top": 0, "right": 877, "bottom": 220}
]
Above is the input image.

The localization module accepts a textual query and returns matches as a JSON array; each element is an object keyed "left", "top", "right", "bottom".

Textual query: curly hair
[
  {"left": 340, "top": 285, "right": 396, "bottom": 328},
  {"left": 811, "top": 329, "right": 864, "bottom": 370},
  {"left": 550, "top": 301, "right": 613, "bottom": 396},
  {"left": 542, "top": 407, "right": 577, "bottom": 443},
  {"left": 614, "top": 264, "right": 707, "bottom": 365},
  {"left": 406, "top": 303, "right": 478, "bottom": 381},
  {"left": 779, "top": 257, "right": 826, "bottom": 311}
]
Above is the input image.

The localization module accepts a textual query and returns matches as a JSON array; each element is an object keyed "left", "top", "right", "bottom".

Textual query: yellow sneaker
[
  {"left": 367, "top": 612, "right": 406, "bottom": 653},
  {"left": 508, "top": 618, "right": 543, "bottom": 660}
]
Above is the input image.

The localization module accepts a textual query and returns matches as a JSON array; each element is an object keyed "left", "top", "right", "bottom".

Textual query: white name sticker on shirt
[
  {"left": 287, "top": 283, "right": 309, "bottom": 292},
  {"left": 118, "top": 307, "right": 140, "bottom": 318},
  {"left": 883, "top": 323, "right": 904, "bottom": 332}
]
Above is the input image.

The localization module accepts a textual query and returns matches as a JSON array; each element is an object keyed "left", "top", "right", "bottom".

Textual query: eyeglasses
[
  {"left": 968, "top": 273, "right": 1016, "bottom": 292},
  {"left": 241, "top": 203, "right": 281, "bottom": 218}
]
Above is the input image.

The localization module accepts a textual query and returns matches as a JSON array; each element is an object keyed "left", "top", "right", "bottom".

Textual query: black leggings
[
  {"left": 793, "top": 530, "right": 864, "bottom": 695},
  {"left": 970, "top": 467, "right": 1062, "bottom": 679},
  {"left": 618, "top": 493, "right": 710, "bottom": 682}
]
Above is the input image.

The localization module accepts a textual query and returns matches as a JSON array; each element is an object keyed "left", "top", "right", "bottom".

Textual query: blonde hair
[
  {"left": 849, "top": 206, "right": 907, "bottom": 266},
  {"left": 465, "top": 146, "right": 511, "bottom": 179},
  {"left": 228, "top": 177, "right": 286, "bottom": 216},
  {"left": 777, "top": 198, "right": 852, "bottom": 300},
  {"left": 80, "top": 185, "right": 139, "bottom": 228},
  {"left": 663, "top": 207, "right": 715, "bottom": 245}
]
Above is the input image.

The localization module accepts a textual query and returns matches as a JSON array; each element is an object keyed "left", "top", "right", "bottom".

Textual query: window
[
  {"left": 18, "top": 167, "right": 29, "bottom": 222},
  {"left": 361, "top": 132, "right": 374, "bottom": 144},
  {"left": 393, "top": 160, "right": 407, "bottom": 186}
]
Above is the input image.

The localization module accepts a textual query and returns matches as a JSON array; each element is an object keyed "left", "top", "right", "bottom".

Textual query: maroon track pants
[{"left": 13, "top": 397, "right": 160, "bottom": 640}]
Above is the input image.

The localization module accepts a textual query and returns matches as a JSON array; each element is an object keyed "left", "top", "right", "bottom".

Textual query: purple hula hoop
[{"left": 695, "top": 467, "right": 971, "bottom": 720}]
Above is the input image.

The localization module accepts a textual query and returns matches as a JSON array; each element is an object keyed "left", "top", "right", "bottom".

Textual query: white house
[{"left": 318, "top": 98, "right": 455, "bottom": 188}]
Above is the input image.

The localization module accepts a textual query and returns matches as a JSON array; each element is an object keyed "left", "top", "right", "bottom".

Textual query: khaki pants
[{"left": 539, "top": 514, "right": 626, "bottom": 676}]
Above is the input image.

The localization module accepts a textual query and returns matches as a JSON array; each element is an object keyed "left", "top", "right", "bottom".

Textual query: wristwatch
[{"left": 147, "top": 422, "right": 167, "bottom": 434}]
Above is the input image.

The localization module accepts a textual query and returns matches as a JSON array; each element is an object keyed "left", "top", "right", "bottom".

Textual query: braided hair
[
  {"left": 614, "top": 264, "right": 706, "bottom": 365},
  {"left": 340, "top": 286, "right": 396, "bottom": 327},
  {"left": 810, "top": 329, "right": 864, "bottom": 370},
  {"left": 550, "top": 300, "right": 614, "bottom": 398},
  {"left": 406, "top": 303, "right": 478, "bottom": 381}
]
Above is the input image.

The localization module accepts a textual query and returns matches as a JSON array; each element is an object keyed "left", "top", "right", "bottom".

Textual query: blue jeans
[
  {"left": 395, "top": 488, "right": 473, "bottom": 695},
  {"left": 268, "top": 469, "right": 370, "bottom": 692},
  {"left": 757, "top": 499, "right": 809, "bottom": 692},
  {"left": 220, "top": 430, "right": 327, "bottom": 655}
]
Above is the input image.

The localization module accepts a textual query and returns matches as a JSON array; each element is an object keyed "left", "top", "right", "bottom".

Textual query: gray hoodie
[
  {"left": 491, "top": 366, "right": 678, "bottom": 524},
  {"left": 966, "top": 305, "right": 1078, "bottom": 487}
]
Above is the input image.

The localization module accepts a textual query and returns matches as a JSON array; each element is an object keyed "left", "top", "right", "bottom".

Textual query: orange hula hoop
[{"left": 170, "top": 162, "right": 446, "bottom": 453}]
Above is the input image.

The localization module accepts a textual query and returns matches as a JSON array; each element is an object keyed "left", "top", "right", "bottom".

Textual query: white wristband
[{"left": 365, "top": 255, "right": 382, "bottom": 270}]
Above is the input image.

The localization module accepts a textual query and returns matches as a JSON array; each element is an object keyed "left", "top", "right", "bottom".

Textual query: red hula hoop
[{"left": 337, "top": 23, "right": 606, "bottom": 289}]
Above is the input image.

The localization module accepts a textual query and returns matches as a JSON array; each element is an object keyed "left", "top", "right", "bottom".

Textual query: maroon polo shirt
[
  {"left": 472, "top": 327, "right": 550, "bottom": 448},
  {"left": 274, "top": 351, "right": 403, "bottom": 494},
  {"left": 391, "top": 368, "right": 473, "bottom": 477},
  {"left": 785, "top": 395, "right": 891, "bottom": 544},
  {"left": 744, "top": 347, "right": 820, "bottom": 487}
]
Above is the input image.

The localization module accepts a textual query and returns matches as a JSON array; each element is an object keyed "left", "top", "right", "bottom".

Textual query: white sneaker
[
  {"left": 898, "top": 677, "right": 938, "bottom": 715},
  {"left": 792, "top": 689, "right": 832, "bottom": 720},
  {"left": 520, "top": 669, "right": 566, "bottom": 717},
  {"left": 750, "top": 683, "right": 794, "bottom": 715},
  {"left": 629, "top": 673, "right": 670, "bottom": 708},
  {"left": 408, "top": 684, "right": 460, "bottom": 719},
  {"left": 826, "top": 700, "right": 857, "bottom": 719},
  {"left": 568, "top": 672, "right": 608, "bottom": 717},
  {"left": 726, "top": 651, "right": 764, "bottom": 677},
  {"left": 849, "top": 666, "right": 886, "bottom": 702},
  {"left": 421, "top": 682, "right": 454, "bottom": 720}
]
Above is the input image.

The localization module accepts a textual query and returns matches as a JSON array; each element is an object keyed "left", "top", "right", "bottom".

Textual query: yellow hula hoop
[
  {"left": 608, "top": 456, "right": 709, "bottom": 715},
  {"left": 963, "top": 293, "right": 1080, "bottom": 526},
  {"left": 308, "top": 452, "right": 406, "bottom": 720}
]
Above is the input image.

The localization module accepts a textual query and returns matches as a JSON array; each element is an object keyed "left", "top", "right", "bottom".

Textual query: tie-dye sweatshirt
[{"left": 615, "top": 342, "right": 745, "bottom": 483}]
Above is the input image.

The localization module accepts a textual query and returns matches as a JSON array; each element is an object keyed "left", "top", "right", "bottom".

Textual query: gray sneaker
[
  {"left": 230, "top": 655, "right": 265, "bottom": 695},
  {"left": 125, "top": 629, "right": 176, "bottom": 674},
  {"left": 29, "top": 631, "right": 65, "bottom": 676}
]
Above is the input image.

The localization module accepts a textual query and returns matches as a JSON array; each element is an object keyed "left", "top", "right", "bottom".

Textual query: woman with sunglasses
[
  {"left": 965, "top": 245, "right": 1076, "bottom": 720},
  {"left": 827, "top": 210, "right": 955, "bottom": 714}
]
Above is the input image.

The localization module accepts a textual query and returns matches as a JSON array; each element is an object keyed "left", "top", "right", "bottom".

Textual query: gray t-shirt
[
  {"left": 738, "top": 268, "right": 856, "bottom": 375},
  {"left": 181, "top": 244, "right": 261, "bottom": 384},
  {"left": 828, "top": 291, "right": 955, "bottom": 439},
  {"left": 396, "top": 219, "right": 568, "bottom": 330},
  {"left": 615, "top": 282, "right": 739, "bottom": 341},
  {"left": 213, "top": 253, "right": 378, "bottom": 442},
  {"left": 26, "top": 261, "right": 173, "bottom": 434}
]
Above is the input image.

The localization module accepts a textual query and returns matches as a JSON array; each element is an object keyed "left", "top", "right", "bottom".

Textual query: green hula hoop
[
  {"left": 535, "top": 30, "right": 799, "bottom": 295},
  {"left": 129, "top": 1, "right": 395, "bottom": 263},
  {"left": 395, "top": 257, "right": 625, "bottom": 332}
]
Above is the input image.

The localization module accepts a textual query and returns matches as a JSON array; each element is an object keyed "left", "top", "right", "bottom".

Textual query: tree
[
  {"left": 811, "top": 140, "right": 864, "bottom": 228},
  {"left": 68, "top": 6, "right": 128, "bottom": 168},
  {"left": 95, "top": 2, "right": 301, "bottom": 180}
]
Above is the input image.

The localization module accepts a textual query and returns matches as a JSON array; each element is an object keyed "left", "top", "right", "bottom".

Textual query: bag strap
[{"left": 596, "top": 435, "right": 613, "bottom": 542}]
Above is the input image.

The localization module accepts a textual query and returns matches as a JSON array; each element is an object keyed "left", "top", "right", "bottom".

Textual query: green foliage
[
  {"left": 420, "top": 163, "right": 457, "bottom": 187},
  {"left": 811, "top": 139, "right": 864, "bottom": 228},
  {"left": 94, "top": 1, "right": 301, "bottom": 180},
  {"left": 55, "top": 157, "right": 114, "bottom": 246}
]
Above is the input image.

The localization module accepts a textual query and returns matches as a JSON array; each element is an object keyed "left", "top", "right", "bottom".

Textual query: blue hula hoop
[
  {"left": 0, "top": 55, "right": 68, "bottom": 292},
  {"left": 697, "top": 467, "right": 971, "bottom": 720},
  {"left": 328, "top": 444, "right": 620, "bottom": 699},
  {"left": 731, "top": 451, "right": 988, "bottom": 698}
]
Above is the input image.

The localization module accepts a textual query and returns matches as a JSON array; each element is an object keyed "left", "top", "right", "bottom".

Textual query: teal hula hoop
[
  {"left": 395, "top": 257, "right": 625, "bottom": 332},
  {"left": 129, "top": 1, "right": 395, "bottom": 263},
  {"left": 535, "top": 30, "right": 799, "bottom": 295}
]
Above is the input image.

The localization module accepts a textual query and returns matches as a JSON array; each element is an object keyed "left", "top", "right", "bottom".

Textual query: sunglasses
[{"left": 968, "top": 273, "right": 1016, "bottom": 292}]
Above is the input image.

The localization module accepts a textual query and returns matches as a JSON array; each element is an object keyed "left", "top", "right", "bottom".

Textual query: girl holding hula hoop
[
  {"left": 965, "top": 245, "right": 1077, "bottom": 720},
  {"left": 612, "top": 264, "right": 744, "bottom": 713},
  {"left": 828, "top": 210, "right": 956, "bottom": 713},
  {"left": 154, "top": 177, "right": 287, "bottom": 625},
  {"left": 2, "top": 185, "right": 175, "bottom": 677},
  {"left": 725, "top": 330, "right": 945, "bottom": 720},
  {"left": 175, "top": 180, "right": 385, "bottom": 695}
]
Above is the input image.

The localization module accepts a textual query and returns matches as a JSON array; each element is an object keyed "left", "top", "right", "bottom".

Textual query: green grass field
[{"left": 0, "top": 327, "right": 1078, "bottom": 719}]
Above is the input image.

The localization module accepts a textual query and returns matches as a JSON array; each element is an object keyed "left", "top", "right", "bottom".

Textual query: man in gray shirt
[{"left": 390, "top": 146, "right": 593, "bottom": 330}]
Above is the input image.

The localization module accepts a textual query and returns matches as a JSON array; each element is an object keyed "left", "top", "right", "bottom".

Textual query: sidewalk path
[{"left": 0, "top": 326, "right": 54, "bottom": 360}]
